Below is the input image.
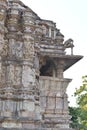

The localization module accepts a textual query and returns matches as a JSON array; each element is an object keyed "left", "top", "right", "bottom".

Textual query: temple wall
[{"left": 0, "top": 0, "right": 81, "bottom": 129}]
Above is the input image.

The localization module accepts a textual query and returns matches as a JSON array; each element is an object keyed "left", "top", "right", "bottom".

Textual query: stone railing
[
  {"left": 39, "top": 76, "right": 71, "bottom": 113},
  {"left": 40, "top": 76, "right": 71, "bottom": 94},
  {"left": 39, "top": 76, "right": 72, "bottom": 129}
]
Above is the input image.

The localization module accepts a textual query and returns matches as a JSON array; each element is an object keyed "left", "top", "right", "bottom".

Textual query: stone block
[
  {"left": 2, "top": 121, "right": 22, "bottom": 128},
  {"left": 22, "top": 101, "right": 35, "bottom": 111},
  {"left": 22, "top": 66, "right": 35, "bottom": 87},
  {"left": 47, "top": 97, "right": 55, "bottom": 109}
]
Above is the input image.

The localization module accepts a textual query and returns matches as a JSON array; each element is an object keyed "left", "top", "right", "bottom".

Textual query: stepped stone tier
[{"left": 0, "top": 0, "right": 82, "bottom": 130}]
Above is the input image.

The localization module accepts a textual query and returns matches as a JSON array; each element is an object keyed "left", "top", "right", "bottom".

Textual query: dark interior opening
[{"left": 40, "top": 60, "right": 54, "bottom": 76}]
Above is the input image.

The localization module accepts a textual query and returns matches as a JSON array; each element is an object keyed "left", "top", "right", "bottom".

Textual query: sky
[{"left": 21, "top": 0, "right": 87, "bottom": 106}]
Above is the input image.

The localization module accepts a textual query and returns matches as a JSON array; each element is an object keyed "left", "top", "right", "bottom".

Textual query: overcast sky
[{"left": 21, "top": 0, "right": 87, "bottom": 106}]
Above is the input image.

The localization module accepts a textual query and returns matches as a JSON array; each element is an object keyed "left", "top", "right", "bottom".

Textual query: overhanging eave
[
  {"left": 41, "top": 54, "right": 83, "bottom": 71},
  {"left": 63, "top": 55, "right": 83, "bottom": 71}
]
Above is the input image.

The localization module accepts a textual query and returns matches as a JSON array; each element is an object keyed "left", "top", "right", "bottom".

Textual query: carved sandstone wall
[{"left": 0, "top": 0, "right": 82, "bottom": 130}]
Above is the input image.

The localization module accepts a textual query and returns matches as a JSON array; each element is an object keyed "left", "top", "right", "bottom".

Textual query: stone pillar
[
  {"left": 35, "top": 21, "right": 43, "bottom": 76},
  {"left": 0, "top": 0, "right": 7, "bottom": 82},
  {"left": 56, "top": 60, "right": 64, "bottom": 79},
  {"left": 0, "top": 0, "right": 8, "bottom": 57},
  {"left": 0, "top": 1, "right": 24, "bottom": 128},
  {"left": 54, "top": 29, "right": 56, "bottom": 39},
  {"left": 49, "top": 27, "right": 51, "bottom": 37},
  {"left": 0, "top": 0, "right": 7, "bottom": 93},
  {"left": 22, "top": 9, "right": 41, "bottom": 129},
  {"left": 0, "top": 0, "right": 7, "bottom": 52},
  {"left": 34, "top": 23, "right": 43, "bottom": 129},
  {"left": 71, "top": 46, "right": 74, "bottom": 55}
]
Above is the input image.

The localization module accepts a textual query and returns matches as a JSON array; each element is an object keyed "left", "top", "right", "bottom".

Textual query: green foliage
[
  {"left": 75, "top": 75, "right": 87, "bottom": 108},
  {"left": 69, "top": 107, "right": 87, "bottom": 130},
  {"left": 69, "top": 75, "right": 87, "bottom": 130},
  {"left": 69, "top": 107, "right": 80, "bottom": 129}
]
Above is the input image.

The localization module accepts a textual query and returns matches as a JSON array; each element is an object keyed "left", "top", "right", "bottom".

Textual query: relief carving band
[{"left": 0, "top": 0, "right": 83, "bottom": 130}]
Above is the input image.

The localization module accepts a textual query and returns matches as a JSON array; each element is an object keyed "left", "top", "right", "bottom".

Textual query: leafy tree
[
  {"left": 69, "top": 107, "right": 81, "bottom": 129},
  {"left": 75, "top": 75, "right": 87, "bottom": 108},
  {"left": 69, "top": 107, "right": 87, "bottom": 130},
  {"left": 69, "top": 75, "right": 87, "bottom": 130},
  {"left": 74, "top": 75, "right": 87, "bottom": 130}
]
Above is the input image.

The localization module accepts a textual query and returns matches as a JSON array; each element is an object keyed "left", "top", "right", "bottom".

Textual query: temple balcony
[
  {"left": 39, "top": 76, "right": 72, "bottom": 129},
  {"left": 40, "top": 76, "right": 71, "bottom": 113}
]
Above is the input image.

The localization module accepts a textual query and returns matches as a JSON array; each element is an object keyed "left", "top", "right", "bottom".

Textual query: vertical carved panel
[
  {"left": 1, "top": 65, "right": 7, "bottom": 84},
  {"left": 22, "top": 66, "right": 35, "bottom": 88},
  {"left": 15, "top": 42, "right": 23, "bottom": 58},
  {"left": 23, "top": 41, "right": 34, "bottom": 59},
  {"left": 14, "top": 65, "right": 22, "bottom": 86},
  {"left": 9, "top": 39, "right": 16, "bottom": 57}
]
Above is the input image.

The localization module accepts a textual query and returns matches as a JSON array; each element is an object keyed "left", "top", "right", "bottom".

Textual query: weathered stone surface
[
  {"left": 2, "top": 122, "right": 22, "bottom": 128},
  {"left": 0, "top": 0, "right": 82, "bottom": 130},
  {"left": 22, "top": 66, "right": 35, "bottom": 87}
]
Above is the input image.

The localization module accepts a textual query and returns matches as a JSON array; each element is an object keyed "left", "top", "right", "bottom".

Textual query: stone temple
[{"left": 0, "top": 0, "right": 82, "bottom": 130}]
